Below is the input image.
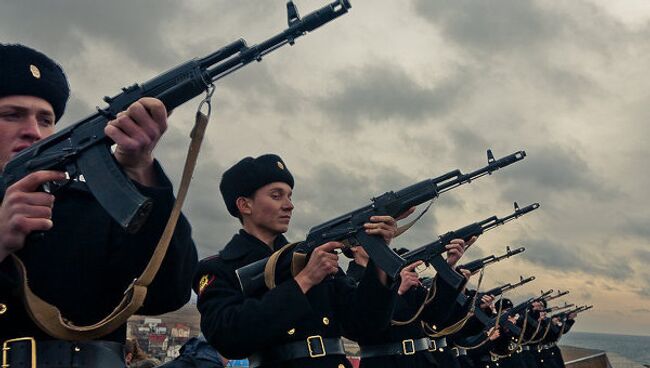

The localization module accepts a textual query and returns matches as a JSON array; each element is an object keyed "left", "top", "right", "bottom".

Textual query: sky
[{"left": 2, "top": 0, "right": 649, "bottom": 335}]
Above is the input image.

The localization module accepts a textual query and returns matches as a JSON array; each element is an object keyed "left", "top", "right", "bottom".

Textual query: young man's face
[
  {"left": 0, "top": 95, "right": 55, "bottom": 170},
  {"left": 244, "top": 181, "right": 294, "bottom": 235}
]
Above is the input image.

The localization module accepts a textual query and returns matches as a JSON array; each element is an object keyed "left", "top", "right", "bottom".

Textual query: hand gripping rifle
[
  {"left": 467, "top": 281, "right": 546, "bottom": 338},
  {"left": 1, "top": 0, "right": 351, "bottom": 233},
  {"left": 456, "top": 246, "right": 526, "bottom": 274},
  {"left": 402, "top": 202, "right": 539, "bottom": 289},
  {"left": 236, "top": 150, "right": 526, "bottom": 296}
]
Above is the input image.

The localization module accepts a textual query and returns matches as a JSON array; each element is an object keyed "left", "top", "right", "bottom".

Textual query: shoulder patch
[{"left": 198, "top": 274, "right": 216, "bottom": 296}]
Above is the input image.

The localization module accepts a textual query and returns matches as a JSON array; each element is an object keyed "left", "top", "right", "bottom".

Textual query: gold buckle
[
  {"left": 307, "top": 335, "right": 326, "bottom": 358},
  {"left": 2, "top": 337, "right": 37, "bottom": 368},
  {"left": 401, "top": 339, "right": 415, "bottom": 355}
]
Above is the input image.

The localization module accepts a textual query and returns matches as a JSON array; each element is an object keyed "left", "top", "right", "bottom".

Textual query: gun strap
[
  {"left": 264, "top": 242, "right": 300, "bottom": 291},
  {"left": 424, "top": 267, "right": 485, "bottom": 337},
  {"left": 13, "top": 110, "right": 209, "bottom": 340},
  {"left": 395, "top": 199, "right": 434, "bottom": 237},
  {"left": 291, "top": 252, "right": 307, "bottom": 278},
  {"left": 391, "top": 278, "right": 437, "bottom": 326}
]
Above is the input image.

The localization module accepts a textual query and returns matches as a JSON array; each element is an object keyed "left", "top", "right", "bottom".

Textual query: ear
[{"left": 236, "top": 196, "right": 253, "bottom": 216}]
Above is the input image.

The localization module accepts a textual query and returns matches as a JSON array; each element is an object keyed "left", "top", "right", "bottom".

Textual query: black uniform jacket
[
  {"left": 0, "top": 162, "right": 198, "bottom": 343},
  {"left": 195, "top": 230, "right": 396, "bottom": 368},
  {"left": 346, "top": 261, "right": 462, "bottom": 368}
]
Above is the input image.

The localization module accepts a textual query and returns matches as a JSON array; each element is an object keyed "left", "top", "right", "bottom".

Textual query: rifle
[
  {"left": 552, "top": 305, "right": 592, "bottom": 319},
  {"left": 456, "top": 246, "right": 525, "bottom": 273},
  {"left": 1, "top": 0, "right": 351, "bottom": 233},
  {"left": 236, "top": 150, "right": 527, "bottom": 296},
  {"left": 481, "top": 275, "right": 536, "bottom": 298},
  {"left": 542, "top": 303, "right": 575, "bottom": 314},
  {"left": 542, "top": 290, "right": 569, "bottom": 303},
  {"left": 402, "top": 202, "right": 539, "bottom": 289},
  {"left": 470, "top": 292, "right": 542, "bottom": 337}
]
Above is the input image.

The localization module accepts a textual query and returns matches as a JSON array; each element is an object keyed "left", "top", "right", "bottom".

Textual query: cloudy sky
[{"left": 3, "top": 0, "right": 649, "bottom": 335}]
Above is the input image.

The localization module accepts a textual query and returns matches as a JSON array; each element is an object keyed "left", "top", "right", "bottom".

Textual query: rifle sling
[
  {"left": 12, "top": 110, "right": 209, "bottom": 340},
  {"left": 264, "top": 242, "right": 300, "bottom": 291}
]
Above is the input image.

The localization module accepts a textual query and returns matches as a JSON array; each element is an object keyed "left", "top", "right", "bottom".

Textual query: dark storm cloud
[
  {"left": 412, "top": 0, "right": 558, "bottom": 52},
  {"left": 621, "top": 220, "right": 650, "bottom": 241},
  {"left": 521, "top": 237, "right": 633, "bottom": 281},
  {"left": 497, "top": 144, "right": 613, "bottom": 205},
  {"left": 218, "top": 62, "right": 303, "bottom": 117},
  {"left": 316, "top": 64, "right": 467, "bottom": 129},
  {"left": 0, "top": 0, "right": 183, "bottom": 68}
]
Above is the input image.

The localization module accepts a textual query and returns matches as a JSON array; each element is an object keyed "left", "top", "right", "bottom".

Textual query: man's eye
[
  {"left": 39, "top": 118, "right": 54, "bottom": 127},
  {"left": 0, "top": 112, "right": 19, "bottom": 120}
]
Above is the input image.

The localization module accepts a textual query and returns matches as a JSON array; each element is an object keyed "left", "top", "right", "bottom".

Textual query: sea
[{"left": 561, "top": 332, "right": 650, "bottom": 366}]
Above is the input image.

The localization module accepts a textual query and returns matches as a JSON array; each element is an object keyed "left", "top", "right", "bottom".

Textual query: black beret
[
  {"left": 220, "top": 154, "right": 294, "bottom": 217},
  {"left": 0, "top": 44, "right": 70, "bottom": 122}
]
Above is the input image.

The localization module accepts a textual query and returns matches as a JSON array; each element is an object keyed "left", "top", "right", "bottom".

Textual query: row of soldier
[{"left": 0, "top": 44, "right": 589, "bottom": 368}]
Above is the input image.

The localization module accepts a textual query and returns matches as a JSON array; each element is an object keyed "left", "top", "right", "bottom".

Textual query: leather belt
[
  {"left": 432, "top": 337, "right": 448, "bottom": 350},
  {"left": 1, "top": 338, "right": 125, "bottom": 368},
  {"left": 359, "top": 337, "right": 432, "bottom": 358},
  {"left": 450, "top": 347, "right": 467, "bottom": 357},
  {"left": 248, "top": 336, "right": 344, "bottom": 368}
]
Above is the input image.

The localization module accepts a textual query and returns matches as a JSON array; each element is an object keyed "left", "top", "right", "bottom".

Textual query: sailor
[
  {"left": 195, "top": 153, "right": 402, "bottom": 368},
  {"left": 0, "top": 43, "right": 198, "bottom": 367}
]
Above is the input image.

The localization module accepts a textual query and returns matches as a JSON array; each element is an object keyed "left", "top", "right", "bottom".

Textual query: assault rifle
[
  {"left": 481, "top": 275, "right": 536, "bottom": 298},
  {"left": 456, "top": 246, "right": 526, "bottom": 273},
  {"left": 1, "top": 0, "right": 351, "bottom": 233},
  {"left": 402, "top": 202, "right": 539, "bottom": 289},
  {"left": 479, "top": 289, "right": 554, "bottom": 335},
  {"left": 236, "top": 150, "right": 527, "bottom": 296},
  {"left": 553, "top": 305, "right": 592, "bottom": 320},
  {"left": 542, "top": 290, "right": 569, "bottom": 303},
  {"left": 542, "top": 303, "right": 575, "bottom": 314}
]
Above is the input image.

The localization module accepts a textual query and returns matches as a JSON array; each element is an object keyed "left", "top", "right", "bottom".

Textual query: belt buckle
[
  {"left": 451, "top": 347, "right": 459, "bottom": 357},
  {"left": 2, "top": 337, "right": 37, "bottom": 368},
  {"left": 401, "top": 339, "right": 415, "bottom": 355},
  {"left": 426, "top": 338, "right": 435, "bottom": 352},
  {"left": 307, "top": 335, "right": 326, "bottom": 358}
]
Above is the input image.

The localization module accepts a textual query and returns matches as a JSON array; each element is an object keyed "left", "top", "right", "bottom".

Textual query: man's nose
[
  {"left": 21, "top": 116, "right": 43, "bottom": 140},
  {"left": 283, "top": 198, "right": 294, "bottom": 211}
]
